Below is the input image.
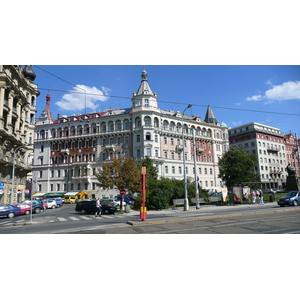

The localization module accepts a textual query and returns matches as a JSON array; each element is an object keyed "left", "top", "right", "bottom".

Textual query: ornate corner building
[
  {"left": 0, "top": 65, "right": 40, "bottom": 204},
  {"left": 32, "top": 69, "right": 229, "bottom": 199}
]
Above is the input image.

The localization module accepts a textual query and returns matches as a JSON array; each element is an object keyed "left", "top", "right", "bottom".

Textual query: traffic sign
[{"left": 120, "top": 189, "right": 126, "bottom": 195}]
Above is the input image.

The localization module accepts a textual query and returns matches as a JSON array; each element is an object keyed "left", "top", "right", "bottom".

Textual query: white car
[{"left": 45, "top": 199, "right": 57, "bottom": 209}]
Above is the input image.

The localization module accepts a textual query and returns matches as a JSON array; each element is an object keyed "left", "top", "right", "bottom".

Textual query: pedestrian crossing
[{"left": 0, "top": 213, "right": 131, "bottom": 226}]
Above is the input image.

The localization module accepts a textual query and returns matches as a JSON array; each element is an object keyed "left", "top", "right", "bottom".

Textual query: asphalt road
[{"left": 1, "top": 202, "right": 300, "bottom": 234}]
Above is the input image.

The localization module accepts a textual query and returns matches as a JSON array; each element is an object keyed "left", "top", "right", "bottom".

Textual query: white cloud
[
  {"left": 246, "top": 81, "right": 300, "bottom": 103},
  {"left": 55, "top": 84, "right": 110, "bottom": 111},
  {"left": 246, "top": 95, "right": 262, "bottom": 101}
]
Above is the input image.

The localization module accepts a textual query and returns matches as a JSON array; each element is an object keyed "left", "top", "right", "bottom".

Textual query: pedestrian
[
  {"left": 256, "top": 189, "right": 260, "bottom": 203},
  {"left": 251, "top": 190, "right": 256, "bottom": 204},
  {"left": 95, "top": 198, "right": 102, "bottom": 217},
  {"left": 259, "top": 189, "right": 264, "bottom": 205}
]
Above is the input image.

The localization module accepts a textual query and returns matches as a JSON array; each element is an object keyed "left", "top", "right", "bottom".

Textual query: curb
[{"left": 127, "top": 207, "right": 300, "bottom": 226}]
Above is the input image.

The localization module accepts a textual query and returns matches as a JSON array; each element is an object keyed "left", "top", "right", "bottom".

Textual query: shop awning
[
  {"left": 64, "top": 192, "right": 78, "bottom": 196},
  {"left": 44, "top": 192, "right": 65, "bottom": 197},
  {"left": 32, "top": 193, "right": 46, "bottom": 197}
]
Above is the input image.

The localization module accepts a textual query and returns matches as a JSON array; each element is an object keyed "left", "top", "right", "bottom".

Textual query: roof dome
[
  {"left": 220, "top": 121, "right": 228, "bottom": 127},
  {"left": 23, "top": 65, "right": 36, "bottom": 81}
]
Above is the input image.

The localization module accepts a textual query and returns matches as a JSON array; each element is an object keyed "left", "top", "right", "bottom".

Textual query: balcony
[{"left": 267, "top": 145, "right": 280, "bottom": 152}]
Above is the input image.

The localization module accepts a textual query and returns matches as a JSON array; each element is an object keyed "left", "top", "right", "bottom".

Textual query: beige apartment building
[
  {"left": 0, "top": 65, "right": 39, "bottom": 204},
  {"left": 229, "top": 122, "right": 288, "bottom": 190}
]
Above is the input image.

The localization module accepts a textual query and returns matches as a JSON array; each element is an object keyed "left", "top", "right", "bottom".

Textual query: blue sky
[{"left": 32, "top": 65, "right": 300, "bottom": 136}]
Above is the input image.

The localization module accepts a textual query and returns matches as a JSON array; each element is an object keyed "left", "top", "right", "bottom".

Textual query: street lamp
[
  {"left": 182, "top": 104, "right": 192, "bottom": 211},
  {"left": 10, "top": 144, "right": 33, "bottom": 205}
]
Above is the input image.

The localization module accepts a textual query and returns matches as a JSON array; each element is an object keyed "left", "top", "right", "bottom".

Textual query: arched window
[{"left": 145, "top": 132, "right": 151, "bottom": 141}]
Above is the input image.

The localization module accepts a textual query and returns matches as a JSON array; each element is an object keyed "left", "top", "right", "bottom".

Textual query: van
[{"left": 64, "top": 191, "right": 90, "bottom": 204}]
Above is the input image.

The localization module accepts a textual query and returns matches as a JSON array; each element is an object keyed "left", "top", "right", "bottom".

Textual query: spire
[
  {"left": 204, "top": 105, "right": 217, "bottom": 124},
  {"left": 43, "top": 93, "right": 53, "bottom": 121},
  {"left": 136, "top": 67, "right": 153, "bottom": 95}
]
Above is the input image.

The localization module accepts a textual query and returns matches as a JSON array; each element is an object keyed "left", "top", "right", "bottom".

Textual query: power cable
[{"left": 37, "top": 87, "right": 300, "bottom": 117}]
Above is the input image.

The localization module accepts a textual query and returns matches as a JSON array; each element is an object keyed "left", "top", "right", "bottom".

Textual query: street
[{"left": 0, "top": 202, "right": 300, "bottom": 234}]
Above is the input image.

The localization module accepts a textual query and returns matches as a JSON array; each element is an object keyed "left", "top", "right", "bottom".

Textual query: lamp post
[
  {"left": 10, "top": 144, "right": 32, "bottom": 205},
  {"left": 193, "top": 128, "right": 200, "bottom": 209},
  {"left": 182, "top": 104, "right": 192, "bottom": 211}
]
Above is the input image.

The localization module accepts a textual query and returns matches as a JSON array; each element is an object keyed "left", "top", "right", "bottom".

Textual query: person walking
[
  {"left": 259, "top": 189, "right": 264, "bottom": 205},
  {"left": 251, "top": 190, "right": 257, "bottom": 204},
  {"left": 95, "top": 198, "right": 102, "bottom": 217}
]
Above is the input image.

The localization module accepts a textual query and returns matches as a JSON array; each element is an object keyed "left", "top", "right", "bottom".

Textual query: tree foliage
[
  {"left": 218, "top": 146, "right": 259, "bottom": 188},
  {"left": 95, "top": 157, "right": 141, "bottom": 193}
]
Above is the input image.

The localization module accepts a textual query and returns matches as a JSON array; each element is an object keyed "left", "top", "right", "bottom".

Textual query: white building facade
[{"left": 33, "top": 69, "right": 229, "bottom": 199}]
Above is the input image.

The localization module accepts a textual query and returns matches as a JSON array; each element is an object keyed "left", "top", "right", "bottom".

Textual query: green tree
[
  {"left": 95, "top": 157, "right": 141, "bottom": 208},
  {"left": 218, "top": 146, "right": 259, "bottom": 188}
]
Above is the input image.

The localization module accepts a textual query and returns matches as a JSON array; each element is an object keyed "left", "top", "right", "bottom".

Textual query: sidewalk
[{"left": 125, "top": 202, "right": 295, "bottom": 226}]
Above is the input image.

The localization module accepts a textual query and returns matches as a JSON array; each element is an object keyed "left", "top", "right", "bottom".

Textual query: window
[
  {"left": 164, "top": 151, "right": 168, "bottom": 159},
  {"left": 146, "top": 132, "right": 151, "bottom": 140},
  {"left": 165, "top": 166, "right": 168, "bottom": 174},
  {"left": 164, "top": 137, "right": 167, "bottom": 145},
  {"left": 146, "top": 148, "right": 151, "bottom": 156},
  {"left": 39, "top": 171, "right": 43, "bottom": 178},
  {"left": 155, "top": 149, "right": 158, "bottom": 157},
  {"left": 145, "top": 99, "right": 149, "bottom": 107},
  {"left": 57, "top": 184, "right": 60, "bottom": 191},
  {"left": 179, "top": 166, "right": 182, "bottom": 174},
  {"left": 172, "top": 166, "right": 175, "bottom": 174},
  {"left": 137, "top": 149, "right": 141, "bottom": 158},
  {"left": 137, "top": 135, "right": 140, "bottom": 142},
  {"left": 57, "top": 170, "right": 61, "bottom": 177}
]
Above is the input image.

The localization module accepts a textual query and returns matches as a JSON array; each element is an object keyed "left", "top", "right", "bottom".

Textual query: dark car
[
  {"left": 75, "top": 200, "right": 117, "bottom": 215},
  {"left": 22, "top": 200, "right": 45, "bottom": 214},
  {"left": 277, "top": 191, "right": 300, "bottom": 207},
  {"left": 0, "top": 205, "right": 22, "bottom": 218}
]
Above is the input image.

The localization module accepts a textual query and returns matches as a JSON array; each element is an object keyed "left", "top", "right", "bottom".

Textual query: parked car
[
  {"left": 75, "top": 200, "right": 117, "bottom": 215},
  {"left": 101, "top": 199, "right": 118, "bottom": 207},
  {"left": 42, "top": 200, "right": 48, "bottom": 210},
  {"left": 44, "top": 199, "right": 57, "bottom": 209},
  {"left": 0, "top": 205, "right": 22, "bottom": 218},
  {"left": 21, "top": 200, "right": 44, "bottom": 214},
  {"left": 17, "top": 203, "right": 31, "bottom": 215},
  {"left": 52, "top": 198, "right": 63, "bottom": 207},
  {"left": 277, "top": 191, "right": 300, "bottom": 207},
  {"left": 114, "top": 195, "right": 135, "bottom": 205}
]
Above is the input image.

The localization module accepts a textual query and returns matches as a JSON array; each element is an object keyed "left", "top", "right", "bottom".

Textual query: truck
[{"left": 64, "top": 191, "right": 90, "bottom": 204}]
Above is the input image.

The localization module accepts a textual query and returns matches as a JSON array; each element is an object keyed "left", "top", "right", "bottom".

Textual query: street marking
[
  {"left": 69, "top": 217, "right": 80, "bottom": 221},
  {"left": 79, "top": 216, "right": 91, "bottom": 220},
  {"left": 57, "top": 217, "right": 67, "bottom": 222}
]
